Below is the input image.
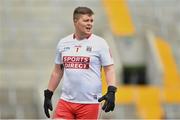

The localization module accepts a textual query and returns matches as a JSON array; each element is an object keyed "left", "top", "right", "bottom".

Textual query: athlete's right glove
[
  {"left": 44, "top": 89, "right": 53, "bottom": 118},
  {"left": 98, "top": 86, "right": 117, "bottom": 112}
]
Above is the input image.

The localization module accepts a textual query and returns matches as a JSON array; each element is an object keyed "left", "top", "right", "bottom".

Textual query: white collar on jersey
[{"left": 73, "top": 33, "right": 92, "bottom": 40}]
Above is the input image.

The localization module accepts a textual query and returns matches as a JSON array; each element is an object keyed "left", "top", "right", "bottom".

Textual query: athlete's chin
[{"left": 84, "top": 31, "right": 92, "bottom": 36}]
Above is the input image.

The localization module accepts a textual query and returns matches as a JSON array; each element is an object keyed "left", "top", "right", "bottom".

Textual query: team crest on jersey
[{"left": 86, "top": 46, "right": 92, "bottom": 52}]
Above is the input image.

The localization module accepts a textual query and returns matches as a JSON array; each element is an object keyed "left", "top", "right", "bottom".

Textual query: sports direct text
[{"left": 63, "top": 56, "right": 90, "bottom": 69}]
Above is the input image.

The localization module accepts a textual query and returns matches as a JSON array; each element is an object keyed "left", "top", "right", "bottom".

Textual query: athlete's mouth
[{"left": 86, "top": 27, "right": 91, "bottom": 31}]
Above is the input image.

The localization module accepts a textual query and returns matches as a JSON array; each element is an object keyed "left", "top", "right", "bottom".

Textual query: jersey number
[
  {"left": 76, "top": 47, "right": 80, "bottom": 52},
  {"left": 75, "top": 46, "right": 81, "bottom": 52}
]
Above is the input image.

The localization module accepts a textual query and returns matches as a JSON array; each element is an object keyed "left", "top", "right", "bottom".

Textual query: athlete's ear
[{"left": 73, "top": 18, "right": 77, "bottom": 23}]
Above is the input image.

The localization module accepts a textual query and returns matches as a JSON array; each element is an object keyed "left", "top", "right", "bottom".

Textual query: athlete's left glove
[
  {"left": 44, "top": 89, "right": 53, "bottom": 118},
  {"left": 98, "top": 86, "right": 117, "bottom": 112}
]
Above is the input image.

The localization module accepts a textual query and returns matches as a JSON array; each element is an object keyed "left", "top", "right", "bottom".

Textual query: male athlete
[{"left": 43, "top": 6, "right": 117, "bottom": 119}]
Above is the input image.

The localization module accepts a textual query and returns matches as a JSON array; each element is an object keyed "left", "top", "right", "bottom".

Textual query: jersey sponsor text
[{"left": 63, "top": 56, "right": 90, "bottom": 69}]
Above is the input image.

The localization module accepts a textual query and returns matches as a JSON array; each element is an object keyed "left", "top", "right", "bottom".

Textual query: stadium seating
[
  {"left": 1, "top": 0, "right": 180, "bottom": 119},
  {"left": 102, "top": 0, "right": 180, "bottom": 119}
]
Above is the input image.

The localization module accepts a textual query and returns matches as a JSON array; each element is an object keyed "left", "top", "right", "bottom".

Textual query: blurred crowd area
[{"left": 0, "top": 0, "right": 180, "bottom": 119}]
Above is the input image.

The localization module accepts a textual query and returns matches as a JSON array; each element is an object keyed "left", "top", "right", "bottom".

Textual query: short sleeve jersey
[{"left": 55, "top": 34, "right": 113, "bottom": 103}]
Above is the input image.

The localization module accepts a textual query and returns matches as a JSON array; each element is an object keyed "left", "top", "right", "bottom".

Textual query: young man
[{"left": 43, "top": 6, "right": 117, "bottom": 119}]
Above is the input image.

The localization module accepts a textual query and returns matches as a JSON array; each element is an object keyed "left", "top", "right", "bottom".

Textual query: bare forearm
[
  {"left": 104, "top": 65, "right": 116, "bottom": 87},
  {"left": 48, "top": 64, "right": 63, "bottom": 92}
]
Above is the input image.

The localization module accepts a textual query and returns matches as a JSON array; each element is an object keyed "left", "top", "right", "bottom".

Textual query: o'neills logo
[{"left": 63, "top": 56, "right": 90, "bottom": 69}]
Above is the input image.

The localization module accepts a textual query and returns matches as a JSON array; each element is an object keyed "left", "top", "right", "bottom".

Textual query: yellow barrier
[
  {"left": 135, "top": 86, "right": 164, "bottom": 119},
  {"left": 102, "top": 0, "right": 135, "bottom": 36},
  {"left": 101, "top": 68, "right": 107, "bottom": 94},
  {"left": 116, "top": 85, "right": 135, "bottom": 104},
  {"left": 100, "top": 37, "right": 180, "bottom": 119},
  {"left": 162, "top": 87, "right": 180, "bottom": 103},
  {"left": 155, "top": 37, "right": 180, "bottom": 87}
]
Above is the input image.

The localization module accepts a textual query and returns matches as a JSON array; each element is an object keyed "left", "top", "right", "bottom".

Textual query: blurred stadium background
[{"left": 0, "top": 0, "right": 180, "bottom": 119}]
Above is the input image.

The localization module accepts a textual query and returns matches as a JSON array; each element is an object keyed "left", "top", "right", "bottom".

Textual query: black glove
[
  {"left": 98, "top": 86, "right": 117, "bottom": 112},
  {"left": 44, "top": 89, "right": 53, "bottom": 118}
]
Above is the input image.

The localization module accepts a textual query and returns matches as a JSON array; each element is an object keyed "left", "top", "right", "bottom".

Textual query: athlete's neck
[{"left": 74, "top": 33, "right": 91, "bottom": 40}]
